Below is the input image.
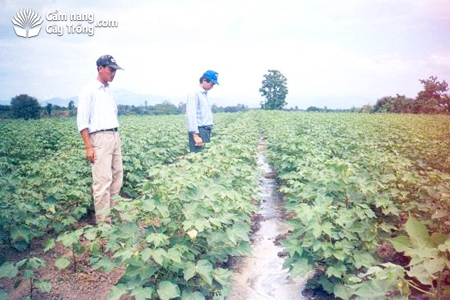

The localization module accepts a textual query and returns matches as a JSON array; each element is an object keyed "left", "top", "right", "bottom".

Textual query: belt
[
  {"left": 199, "top": 125, "right": 212, "bottom": 130},
  {"left": 92, "top": 128, "right": 118, "bottom": 134}
]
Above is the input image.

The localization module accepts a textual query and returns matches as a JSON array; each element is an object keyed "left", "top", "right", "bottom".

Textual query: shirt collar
[
  {"left": 198, "top": 85, "right": 208, "bottom": 95},
  {"left": 95, "top": 79, "right": 109, "bottom": 89}
]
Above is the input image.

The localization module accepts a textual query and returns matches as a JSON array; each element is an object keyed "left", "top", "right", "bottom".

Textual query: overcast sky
[{"left": 1, "top": 0, "right": 449, "bottom": 109}]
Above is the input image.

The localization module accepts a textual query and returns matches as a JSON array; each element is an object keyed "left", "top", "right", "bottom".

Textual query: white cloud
[{"left": 431, "top": 53, "right": 450, "bottom": 67}]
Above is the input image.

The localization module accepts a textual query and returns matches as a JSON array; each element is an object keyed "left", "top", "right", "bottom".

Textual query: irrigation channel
[{"left": 227, "top": 137, "right": 307, "bottom": 300}]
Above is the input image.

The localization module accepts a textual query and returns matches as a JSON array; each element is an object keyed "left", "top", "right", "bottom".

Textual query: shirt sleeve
[
  {"left": 185, "top": 91, "right": 199, "bottom": 133},
  {"left": 76, "top": 86, "right": 91, "bottom": 133}
]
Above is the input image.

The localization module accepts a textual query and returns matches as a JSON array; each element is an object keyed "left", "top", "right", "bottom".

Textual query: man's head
[
  {"left": 199, "top": 70, "right": 219, "bottom": 91},
  {"left": 96, "top": 55, "right": 122, "bottom": 84}
]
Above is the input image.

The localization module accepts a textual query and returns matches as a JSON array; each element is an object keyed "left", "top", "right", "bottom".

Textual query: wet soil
[{"left": 227, "top": 139, "right": 306, "bottom": 300}]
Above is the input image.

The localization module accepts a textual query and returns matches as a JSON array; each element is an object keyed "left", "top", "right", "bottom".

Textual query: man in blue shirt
[{"left": 185, "top": 70, "right": 219, "bottom": 152}]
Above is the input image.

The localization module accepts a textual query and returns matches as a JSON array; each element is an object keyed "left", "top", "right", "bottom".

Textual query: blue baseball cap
[{"left": 203, "top": 70, "right": 219, "bottom": 85}]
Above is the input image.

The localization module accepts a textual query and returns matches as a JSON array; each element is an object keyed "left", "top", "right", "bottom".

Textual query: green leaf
[
  {"left": 83, "top": 227, "right": 98, "bottom": 240},
  {"left": 407, "top": 264, "right": 432, "bottom": 285},
  {"left": 130, "top": 287, "right": 154, "bottom": 300},
  {"left": 92, "top": 257, "right": 115, "bottom": 273},
  {"left": 112, "top": 248, "right": 135, "bottom": 261},
  {"left": 404, "top": 216, "right": 429, "bottom": 248},
  {"left": 212, "top": 268, "right": 232, "bottom": 286},
  {"left": 124, "top": 261, "right": 157, "bottom": 281},
  {"left": 23, "top": 269, "right": 33, "bottom": 279},
  {"left": 0, "top": 288, "right": 8, "bottom": 300},
  {"left": 43, "top": 238, "right": 55, "bottom": 253},
  {"left": 227, "top": 222, "right": 250, "bottom": 244},
  {"left": 27, "top": 257, "right": 46, "bottom": 270},
  {"left": 35, "top": 279, "right": 52, "bottom": 293},
  {"left": 54, "top": 258, "right": 70, "bottom": 270},
  {"left": 13, "top": 280, "right": 22, "bottom": 289},
  {"left": 57, "top": 232, "right": 80, "bottom": 247},
  {"left": 423, "top": 258, "right": 446, "bottom": 275},
  {"left": 184, "top": 262, "right": 196, "bottom": 281},
  {"left": 108, "top": 284, "right": 128, "bottom": 300},
  {"left": 141, "top": 248, "right": 153, "bottom": 262},
  {"left": 167, "top": 248, "right": 182, "bottom": 263},
  {"left": 333, "top": 284, "right": 353, "bottom": 300},
  {"left": 10, "top": 226, "right": 30, "bottom": 243},
  {"left": 157, "top": 281, "right": 180, "bottom": 300},
  {"left": 353, "top": 252, "right": 377, "bottom": 269},
  {"left": 332, "top": 250, "right": 346, "bottom": 261},
  {"left": 181, "top": 291, "right": 206, "bottom": 300},
  {"left": 438, "top": 239, "right": 450, "bottom": 252},
  {"left": 196, "top": 260, "right": 213, "bottom": 285},
  {"left": 0, "top": 262, "right": 18, "bottom": 279},
  {"left": 194, "top": 218, "right": 209, "bottom": 232},
  {"left": 118, "top": 222, "right": 140, "bottom": 238},
  {"left": 291, "top": 259, "right": 312, "bottom": 278},
  {"left": 146, "top": 233, "right": 169, "bottom": 247},
  {"left": 326, "top": 263, "right": 347, "bottom": 278},
  {"left": 354, "top": 281, "right": 388, "bottom": 299},
  {"left": 142, "top": 183, "right": 154, "bottom": 193},
  {"left": 389, "top": 236, "right": 412, "bottom": 253},
  {"left": 156, "top": 204, "right": 170, "bottom": 219},
  {"left": 152, "top": 248, "right": 167, "bottom": 266}
]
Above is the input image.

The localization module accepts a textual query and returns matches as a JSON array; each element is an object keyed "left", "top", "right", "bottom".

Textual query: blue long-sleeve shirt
[{"left": 185, "top": 86, "right": 214, "bottom": 133}]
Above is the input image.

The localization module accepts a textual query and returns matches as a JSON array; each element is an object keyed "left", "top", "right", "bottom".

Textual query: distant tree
[
  {"left": 415, "top": 76, "right": 450, "bottom": 114},
  {"left": 177, "top": 102, "right": 186, "bottom": 114},
  {"left": 46, "top": 103, "right": 53, "bottom": 116},
  {"left": 68, "top": 100, "right": 75, "bottom": 110},
  {"left": 153, "top": 101, "right": 178, "bottom": 115},
  {"left": 0, "top": 105, "right": 10, "bottom": 118},
  {"left": 372, "top": 95, "right": 414, "bottom": 114},
  {"left": 306, "top": 106, "right": 320, "bottom": 112},
  {"left": 11, "top": 94, "right": 41, "bottom": 120},
  {"left": 259, "top": 70, "right": 288, "bottom": 110},
  {"left": 361, "top": 105, "right": 372, "bottom": 113}
]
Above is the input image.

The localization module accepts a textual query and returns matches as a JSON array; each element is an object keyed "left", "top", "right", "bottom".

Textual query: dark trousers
[{"left": 188, "top": 126, "right": 212, "bottom": 153}]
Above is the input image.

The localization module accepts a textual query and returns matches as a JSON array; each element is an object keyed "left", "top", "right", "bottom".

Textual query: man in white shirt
[
  {"left": 77, "top": 55, "right": 123, "bottom": 224},
  {"left": 185, "top": 70, "right": 218, "bottom": 152}
]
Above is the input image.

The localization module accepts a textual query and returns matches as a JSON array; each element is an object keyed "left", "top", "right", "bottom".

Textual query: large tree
[
  {"left": 11, "top": 94, "right": 41, "bottom": 120},
  {"left": 259, "top": 70, "right": 288, "bottom": 110},
  {"left": 415, "top": 76, "right": 450, "bottom": 114}
]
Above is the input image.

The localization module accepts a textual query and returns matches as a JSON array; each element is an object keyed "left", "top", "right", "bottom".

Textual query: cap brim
[{"left": 109, "top": 64, "right": 123, "bottom": 70}]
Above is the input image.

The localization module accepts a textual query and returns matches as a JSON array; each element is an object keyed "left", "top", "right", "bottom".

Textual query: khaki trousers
[{"left": 90, "top": 131, "right": 123, "bottom": 224}]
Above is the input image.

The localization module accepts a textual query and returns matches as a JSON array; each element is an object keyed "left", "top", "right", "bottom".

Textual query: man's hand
[
  {"left": 80, "top": 128, "right": 96, "bottom": 163},
  {"left": 193, "top": 133, "right": 203, "bottom": 147},
  {"left": 85, "top": 146, "right": 96, "bottom": 163}
]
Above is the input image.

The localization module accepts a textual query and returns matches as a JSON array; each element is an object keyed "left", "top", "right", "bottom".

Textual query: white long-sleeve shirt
[
  {"left": 77, "top": 79, "right": 119, "bottom": 133},
  {"left": 185, "top": 86, "right": 214, "bottom": 133}
]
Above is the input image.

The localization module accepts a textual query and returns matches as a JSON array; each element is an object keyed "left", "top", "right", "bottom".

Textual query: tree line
[
  {"left": 258, "top": 71, "right": 450, "bottom": 114},
  {"left": 0, "top": 97, "right": 249, "bottom": 120},
  {"left": 1, "top": 73, "right": 448, "bottom": 119}
]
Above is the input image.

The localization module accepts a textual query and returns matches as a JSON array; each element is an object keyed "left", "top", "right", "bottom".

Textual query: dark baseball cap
[
  {"left": 203, "top": 70, "right": 219, "bottom": 85},
  {"left": 96, "top": 55, "right": 123, "bottom": 70}
]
